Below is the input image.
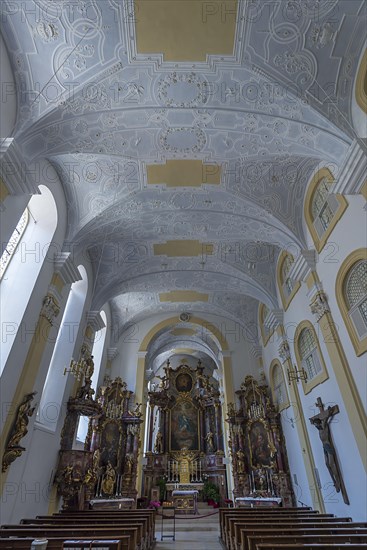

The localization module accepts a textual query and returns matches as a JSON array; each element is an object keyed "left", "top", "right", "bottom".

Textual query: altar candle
[{"left": 251, "top": 471, "right": 255, "bottom": 489}]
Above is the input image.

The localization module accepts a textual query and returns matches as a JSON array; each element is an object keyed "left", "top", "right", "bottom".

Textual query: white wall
[
  {"left": 0, "top": 30, "right": 17, "bottom": 139},
  {"left": 260, "top": 191, "right": 367, "bottom": 521}
]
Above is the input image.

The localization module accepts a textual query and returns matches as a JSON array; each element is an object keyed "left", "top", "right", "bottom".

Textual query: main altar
[{"left": 142, "top": 360, "right": 227, "bottom": 513}]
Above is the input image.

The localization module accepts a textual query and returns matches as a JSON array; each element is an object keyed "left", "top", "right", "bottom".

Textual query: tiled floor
[{"left": 154, "top": 506, "right": 222, "bottom": 549}]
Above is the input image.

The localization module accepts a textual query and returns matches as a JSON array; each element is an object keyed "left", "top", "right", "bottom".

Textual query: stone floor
[{"left": 154, "top": 503, "right": 222, "bottom": 549}]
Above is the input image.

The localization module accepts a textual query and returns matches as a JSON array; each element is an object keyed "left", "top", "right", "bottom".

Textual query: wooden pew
[
  {"left": 222, "top": 511, "right": 318, "bottom": 548},
  {"left": 240, "top": 526, "right": 367, "bottom": 550},
  {"left": 18, "top": 517, "right": 150, "bottom": 550},
  {"left": 38, "top": 512, "right": 155, "bottom": 548},
  {"left": 256, "top": 545, "right": 367, "bottom": 550},
  {"left": 246, "top": 533, "right": 367, "bottom": 550},
  {"left": 0, "top": 537, "right": 129, "bottom": 550},
  {"left": 47, "top": 510, "right": 156, "bottom": 547},
  {"left": 219, "top": 508, "right": 320, "bottom": 543},
  {"left": 0, "top": 526, "right": 139, "bottom": 550},
  {"left": 230, "top": 514, "right": 352, "bottom": 550}
]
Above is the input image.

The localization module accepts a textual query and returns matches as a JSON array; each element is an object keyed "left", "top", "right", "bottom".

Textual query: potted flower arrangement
[
  {"left": 148, "top": 500, "right": 161, "bottom": 514},
  {"left": 157, "top": 477, "right": 167, "bottom": 503},
  {"left": 203, "top": 480, "right": 220, "bottom": 507}
]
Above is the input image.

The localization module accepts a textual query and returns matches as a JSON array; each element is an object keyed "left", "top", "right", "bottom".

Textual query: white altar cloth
[
  {"left": 172, "top": 490, "right": 198, "bottom": 496},
  {"left": 235, "top": 496, "right": 282, "bottom": 507},
  {"left": 89, "top": 498, "right": 135, "bottom": 510}
]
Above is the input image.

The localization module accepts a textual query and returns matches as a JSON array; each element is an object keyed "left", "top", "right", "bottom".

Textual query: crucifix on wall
[{"left": 309, "top": 397, "right": 349, "bottom": 505}]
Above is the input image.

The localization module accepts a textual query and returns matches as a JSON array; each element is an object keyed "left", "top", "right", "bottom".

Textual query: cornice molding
[
  {"left": 107, "top": 347, "right": 119, "bottom": 361},
  {"left": 289, "top": 250, "right": 317, "bottom": 283},
  {"left": 54, "top": 253, "right": 82, "bottom": 286},
  {"left": 333, "top": 140, "right": 367, "bottom": 195},
  {"left": 0, "top": 139, "right": 40, "bottom": 196},
  {"left": 264, "top": 309, "right": 283, "bottom": 332},
  {"left": 86, "top": 311, "right": 106, "bottom": 332}
]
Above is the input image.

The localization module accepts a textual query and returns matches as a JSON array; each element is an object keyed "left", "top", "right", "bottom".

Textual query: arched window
[
  {"left": 0, "top": 208, "right": 29, "bottom": 280},
  {"left": 277, "top": 251, "right": 300, "bottom": 310},
  {"left": 345, "top": 261, "right": 367, "bottom": 330},
  {"left": 304, "top": 167, "right": 347, "bottom": 253},
  {"left": 336, "top": 249, "right": 367, "bottom": 356},
  {"left": 355, "top": 48, "right": 367, "bottom": 114},
  {"left": 294, "top": 321, "right": 329, "bottom": 394},
  {"left": 0, "top": 186, "right": 58, "bottom": 375},
  {"left": 270, "top": 360, "right": 289, "bottom": 411},
  {"left": 259, "top": 303, "right": 269, "bottom": 345}
]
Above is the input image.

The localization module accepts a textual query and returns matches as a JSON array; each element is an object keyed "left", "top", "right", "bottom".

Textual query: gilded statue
[
  {"left": 7, "top": 392, "right": 37, "bottom": 448},
  {"left": 125, "top": 454, "right": 134, "bottom": 475},
  {"left": 101, "top": 462, "right": 116, "bottom": 495},
  {"left": 154, "top": 430, "right": 163, "bottom": 454},
  {"left": 2, "top": 392, "right": 37, "bottom": 473},
  {"left": 205, "top": 431, "right": 215, "bottom": 453},
  {"left": 236, "top": 449, "right": 245, "bottom": 474}
]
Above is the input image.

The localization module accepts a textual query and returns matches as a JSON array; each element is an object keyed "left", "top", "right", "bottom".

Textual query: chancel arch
[{"left": 1, "top": 0, "right": 366, "bottom": 529}]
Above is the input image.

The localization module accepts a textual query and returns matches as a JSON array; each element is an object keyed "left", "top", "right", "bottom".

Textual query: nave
[
  {"left": 1, "top": 502, "right": 367, "bottom": 550},
  {"left": 1, "top": 0, "right": 366, "bottom": 532}
]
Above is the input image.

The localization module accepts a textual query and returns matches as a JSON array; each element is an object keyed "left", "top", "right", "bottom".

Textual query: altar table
[
  {"left": 235, "top": 496, "right": 282, "bottom": 508},
  {"left": 89, "top": 498, "right": 135, "bottom": 510},
  {"left": 172, "top": 490, "right": 198, "bottom": 514}
]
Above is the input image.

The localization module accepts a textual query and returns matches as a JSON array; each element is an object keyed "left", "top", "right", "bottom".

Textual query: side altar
[
  {"left": 142, "top": 360, "right": 227, "bottom": 512},
  {"left": 53, "top": 349, "right": 142, "bottom": 510},
  {"left": 227, "top": 376, "right": 294, "bottom": 507}
]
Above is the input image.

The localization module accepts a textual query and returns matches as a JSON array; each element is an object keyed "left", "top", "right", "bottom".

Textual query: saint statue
[
  {"left": 101, "top": 462, "right": 116, "bottom": 495},
  {"left": 236, "top": 449, "right": 245, "bottom": 474},
  {"left": 8, "top": 392, "right": 37, "bottom": 448},
  {"left": 205, "top": 431, "right": 215, "bottom": 453},
  {"left": 154, "top": 430, "right": 163, "bottom": 454}
]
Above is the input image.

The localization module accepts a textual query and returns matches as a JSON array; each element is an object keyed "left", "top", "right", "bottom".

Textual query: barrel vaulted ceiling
[{"left": 1, "top": 0, "right": 365, "bottom": 345}]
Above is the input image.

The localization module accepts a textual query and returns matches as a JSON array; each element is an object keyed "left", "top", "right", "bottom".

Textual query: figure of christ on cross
[{"left": 309, "top": 397, "right": 349, "bottom": 505}]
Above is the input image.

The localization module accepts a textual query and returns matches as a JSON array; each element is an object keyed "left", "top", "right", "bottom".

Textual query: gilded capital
[
  {"left": 310, "top": 291, "right": 330, "bottom": 322},
  {"left": 40, "top": 293, "right": 60, "bottom": 325}
]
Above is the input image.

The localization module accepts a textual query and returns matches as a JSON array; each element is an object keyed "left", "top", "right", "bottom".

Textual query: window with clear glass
[
  {"left": 345, "top": 260, "right": 367, "bottom": 337},
  {"left": 281, "top": 254, "right": 294, "bottom": 297},
  {"left": 273, "top": 363, "right": 286, "bottom": 405},
  {"left": 298, "top": 327, "right": 322, "bottom": 381},
  {"left": 0, "top": 209, "right": 29, "bottom": 280},
  {"left": 311, "top": 177, "right": 332, "bottom": 221}
]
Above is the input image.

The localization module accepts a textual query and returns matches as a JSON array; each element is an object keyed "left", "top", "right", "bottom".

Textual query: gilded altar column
[
  {"left": 147, "top": 404, "right": 155, "bottom": 453},
  {"left": 308, "top": 283, "right": 367, "bottom": 471},
  {"left": 214, "top": 402, "right": 224, "bottom": 452}
]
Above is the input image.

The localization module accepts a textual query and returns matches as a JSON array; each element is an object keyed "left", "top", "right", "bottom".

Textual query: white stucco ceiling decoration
[{"left": 1, "top": 0, "right": 365, "bottom": 348}]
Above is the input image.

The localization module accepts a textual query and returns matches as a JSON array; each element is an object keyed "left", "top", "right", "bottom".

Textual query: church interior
[{"left": 0, "top": 0, "right": 367, "bottom": 547}]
